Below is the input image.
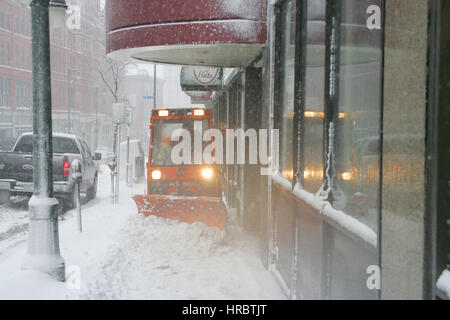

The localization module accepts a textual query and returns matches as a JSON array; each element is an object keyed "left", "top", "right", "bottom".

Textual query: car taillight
[{"left": 63, "top": 161, "right": 70, "bottom": 176}]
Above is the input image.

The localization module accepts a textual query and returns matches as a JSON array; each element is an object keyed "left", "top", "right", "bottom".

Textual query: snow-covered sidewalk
[{"left": 0, "top": 171, "right": 285, "bottom": 300}]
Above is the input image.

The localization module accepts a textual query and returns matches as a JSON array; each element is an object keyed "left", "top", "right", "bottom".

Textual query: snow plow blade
[{"left": 133, "top": 195, "right": 227, "bottom": 231}]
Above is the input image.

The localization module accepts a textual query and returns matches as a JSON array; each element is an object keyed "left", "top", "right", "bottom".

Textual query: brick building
[{"left": 0, "top": 0, "right": 114, "bottom": 149}]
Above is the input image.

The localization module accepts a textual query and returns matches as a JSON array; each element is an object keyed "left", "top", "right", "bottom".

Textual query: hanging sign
[
  {"left": 180, "top": 66, "right": 223, "bottom": 91},
  {"left": 193, "top": 67, "right": 220, "bottom": 85}
]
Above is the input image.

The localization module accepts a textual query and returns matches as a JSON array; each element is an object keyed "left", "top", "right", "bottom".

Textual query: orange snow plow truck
[{"left": 133, "top": 108, "right": 227, "bottom": 230}]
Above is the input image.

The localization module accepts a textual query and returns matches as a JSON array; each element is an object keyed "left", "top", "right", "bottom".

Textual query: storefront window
[
  {"left": 278, "top": 0, "right": 296, "bottom": 181},
  {"left": 303, "top": 0, "right": 326, "bottom": 193},
  {"left": 334, "top": 0, "right": 383, "bottom": 232}
]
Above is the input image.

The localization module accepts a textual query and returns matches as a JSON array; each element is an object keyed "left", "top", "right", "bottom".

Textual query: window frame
[
  {"left": 273, "top": 0, "right": 298, "bottom": 187},
  {"left": 270, "top": 0, "right": 384, "bottom": 245},
  {"left": 426, "top": 0, "right": 450, "bottom": 300}
]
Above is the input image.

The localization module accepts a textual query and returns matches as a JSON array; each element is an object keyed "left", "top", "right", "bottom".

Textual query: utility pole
[
  {"left": 111, "top": 102, "right": 125, "bottom": 204},
  {"left": 67, "top": 69, "right": 72, "bottom": 133},
  {"left": 125, "top": 105, "right": 133, "bottom": 187},
  {"left": 22, "top": 0, "right": 67, "bottom": 282},
  {"left": 115, "top": 123, "right": 120, "bottom": 203},
  {"left": 153, "top": 64, "right": 157, "bottom": 109}
]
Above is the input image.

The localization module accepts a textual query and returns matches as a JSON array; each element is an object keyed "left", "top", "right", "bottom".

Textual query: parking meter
[
  {"left": 71, "top": 159, "right": 82, "bottom": 233},
  {"left": 71, "top": 159, "right": 82, "bottom": 184},
  {"left": 108, "top": 152, "right": 117, "bottom": 172}
]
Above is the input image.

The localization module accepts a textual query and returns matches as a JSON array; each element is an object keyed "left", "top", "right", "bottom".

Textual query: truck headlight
[
  {"left": 152, "top": 170, "right": 162, "bottom": 180},
  {"left": 201, "top": 168, "right": 213, "bottom": 180}
]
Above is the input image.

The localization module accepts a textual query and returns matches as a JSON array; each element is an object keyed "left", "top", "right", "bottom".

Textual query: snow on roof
[{"left": 20, "top": 132, "right": 79, "bottom": 139}]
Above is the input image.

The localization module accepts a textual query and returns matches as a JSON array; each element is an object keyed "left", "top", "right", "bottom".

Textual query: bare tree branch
[{"left": 85, "top": 57, "right": 135, "bottom": 103}]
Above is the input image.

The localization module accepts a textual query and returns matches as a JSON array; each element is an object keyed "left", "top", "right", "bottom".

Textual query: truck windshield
[
  {"left": 151, "top": 118, "right": 210, "bottom": 166},
  {"left": 14, "top": 135, "right": 80, "bottom": 154}
]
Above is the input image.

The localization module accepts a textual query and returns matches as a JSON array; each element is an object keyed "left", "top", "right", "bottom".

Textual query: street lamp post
[
  {"left": 20, "top": 0, "right": 67, "bottom": 282},
  {"left": 125, "top": 106, "right": 133, "bottom": 187}
]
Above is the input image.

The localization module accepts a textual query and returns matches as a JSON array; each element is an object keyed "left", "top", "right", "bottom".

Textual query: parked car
[{"left": 0, "top": 132, "right": 101, "bottom": 208}]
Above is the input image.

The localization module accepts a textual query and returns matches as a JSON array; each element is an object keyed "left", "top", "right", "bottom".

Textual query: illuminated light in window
[
  {"left": 283, "top": 110, "right": 295, "bottom": 119},
  {"left": 341, "top": 171, "right": 353, "bottom": 181},
  {"left": 338, "top": 112, "right": 346, "bottom": 119},
  {"left": 304, "top": 111, "right": 325, "bottom": 119},
  {"left": 303, "top": 167, "right": 324, "bottom": 180},
  {"left": 282, "top": 169, "right": 294, "bottom": 181}
]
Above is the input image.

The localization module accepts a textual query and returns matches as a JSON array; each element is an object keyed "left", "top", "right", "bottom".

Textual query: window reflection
[
  {"left": 303, "top": 0, "right": 326, "bottom": 193},
  {"left": 278, "top": 0, "right": 296, "bottom": 181},
  {"left": 334, "top": 0, "right": 383, "bottom": 232}
]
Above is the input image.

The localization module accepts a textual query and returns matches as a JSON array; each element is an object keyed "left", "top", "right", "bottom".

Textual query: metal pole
[
  {"left": 76, "top": 183, "right": 82, "bottom": 233},
  {"left": 67, "top": 69, "right": 71, "bottom": 134},
  {"left": 111, "top": 123, "right": 118, "bottom": 204},
  {"left": 115, "top": 124, "right": 120, "bottom": 203},
  {"left": 153, "top": 64, "right": 157, "bottom": 109},
  {"left": 95, "top": 87, "right": 98, "bottom": 149},
  {"left": 71, "top": 159, "right": 82, "bottom": 232},
  {"left": 126, "top": 127, "right": 131, "bottom": 187},
  {"left": 110, "top": 159, "right": 115, "bottom": 203},
  {"left": 23, "top": 0, "right": 65, "bottom": 282}
]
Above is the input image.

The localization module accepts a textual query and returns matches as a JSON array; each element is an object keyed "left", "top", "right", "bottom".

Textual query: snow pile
[
  {"left": 78, "top": 214, "right": 283, "bottom": 300},
  {"left": 123, "top": 215, "right": 225, "bottom": 260},
  {"left": 0, "top": 171, "right": 284, "bottom": 300},
  {"left": 79, "top": 215, "right": 227, "bottom": 299},
  {"left": 437, "top": 270, "right": 450, "bottom": 298}
]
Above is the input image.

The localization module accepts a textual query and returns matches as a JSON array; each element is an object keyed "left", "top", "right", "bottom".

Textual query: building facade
[
  {"left": 0, "top": 0, "right": 114, "bottom": 150},
  {"left": 106, "top": 0, "right": 450, "bottom": 299},
  {"left": 120, "top": 71, "right": 164, "bottom": 151}
]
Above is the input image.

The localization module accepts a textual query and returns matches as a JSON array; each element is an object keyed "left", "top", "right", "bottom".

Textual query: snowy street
[
  {"left": 0, "top": 169, "right": 285, "bottom": 300},
  {"left": 0, "top": 0, "right": 447, "bottom": 302}
]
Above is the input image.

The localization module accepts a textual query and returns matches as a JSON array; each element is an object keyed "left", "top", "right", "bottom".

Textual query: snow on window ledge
[
  {"left": 437, "top": 270, "right": 450, "bottom": 299},
  {"left": 292, "top": 183, "right": 378, "bottom": 248},
  {"left": 270, "top": 172, "right": 378, "bottom": 248},
  {"left": 271, "top": 172, "right": 293, "bottom": 191}
]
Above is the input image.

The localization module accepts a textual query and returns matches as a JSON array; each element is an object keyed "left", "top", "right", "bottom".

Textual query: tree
[
  {"left": 91, "top": 57, "right": 135, "bottom": 204},
  {"left": 93, "top": 58, "right": 135, "bottom": 103}
]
